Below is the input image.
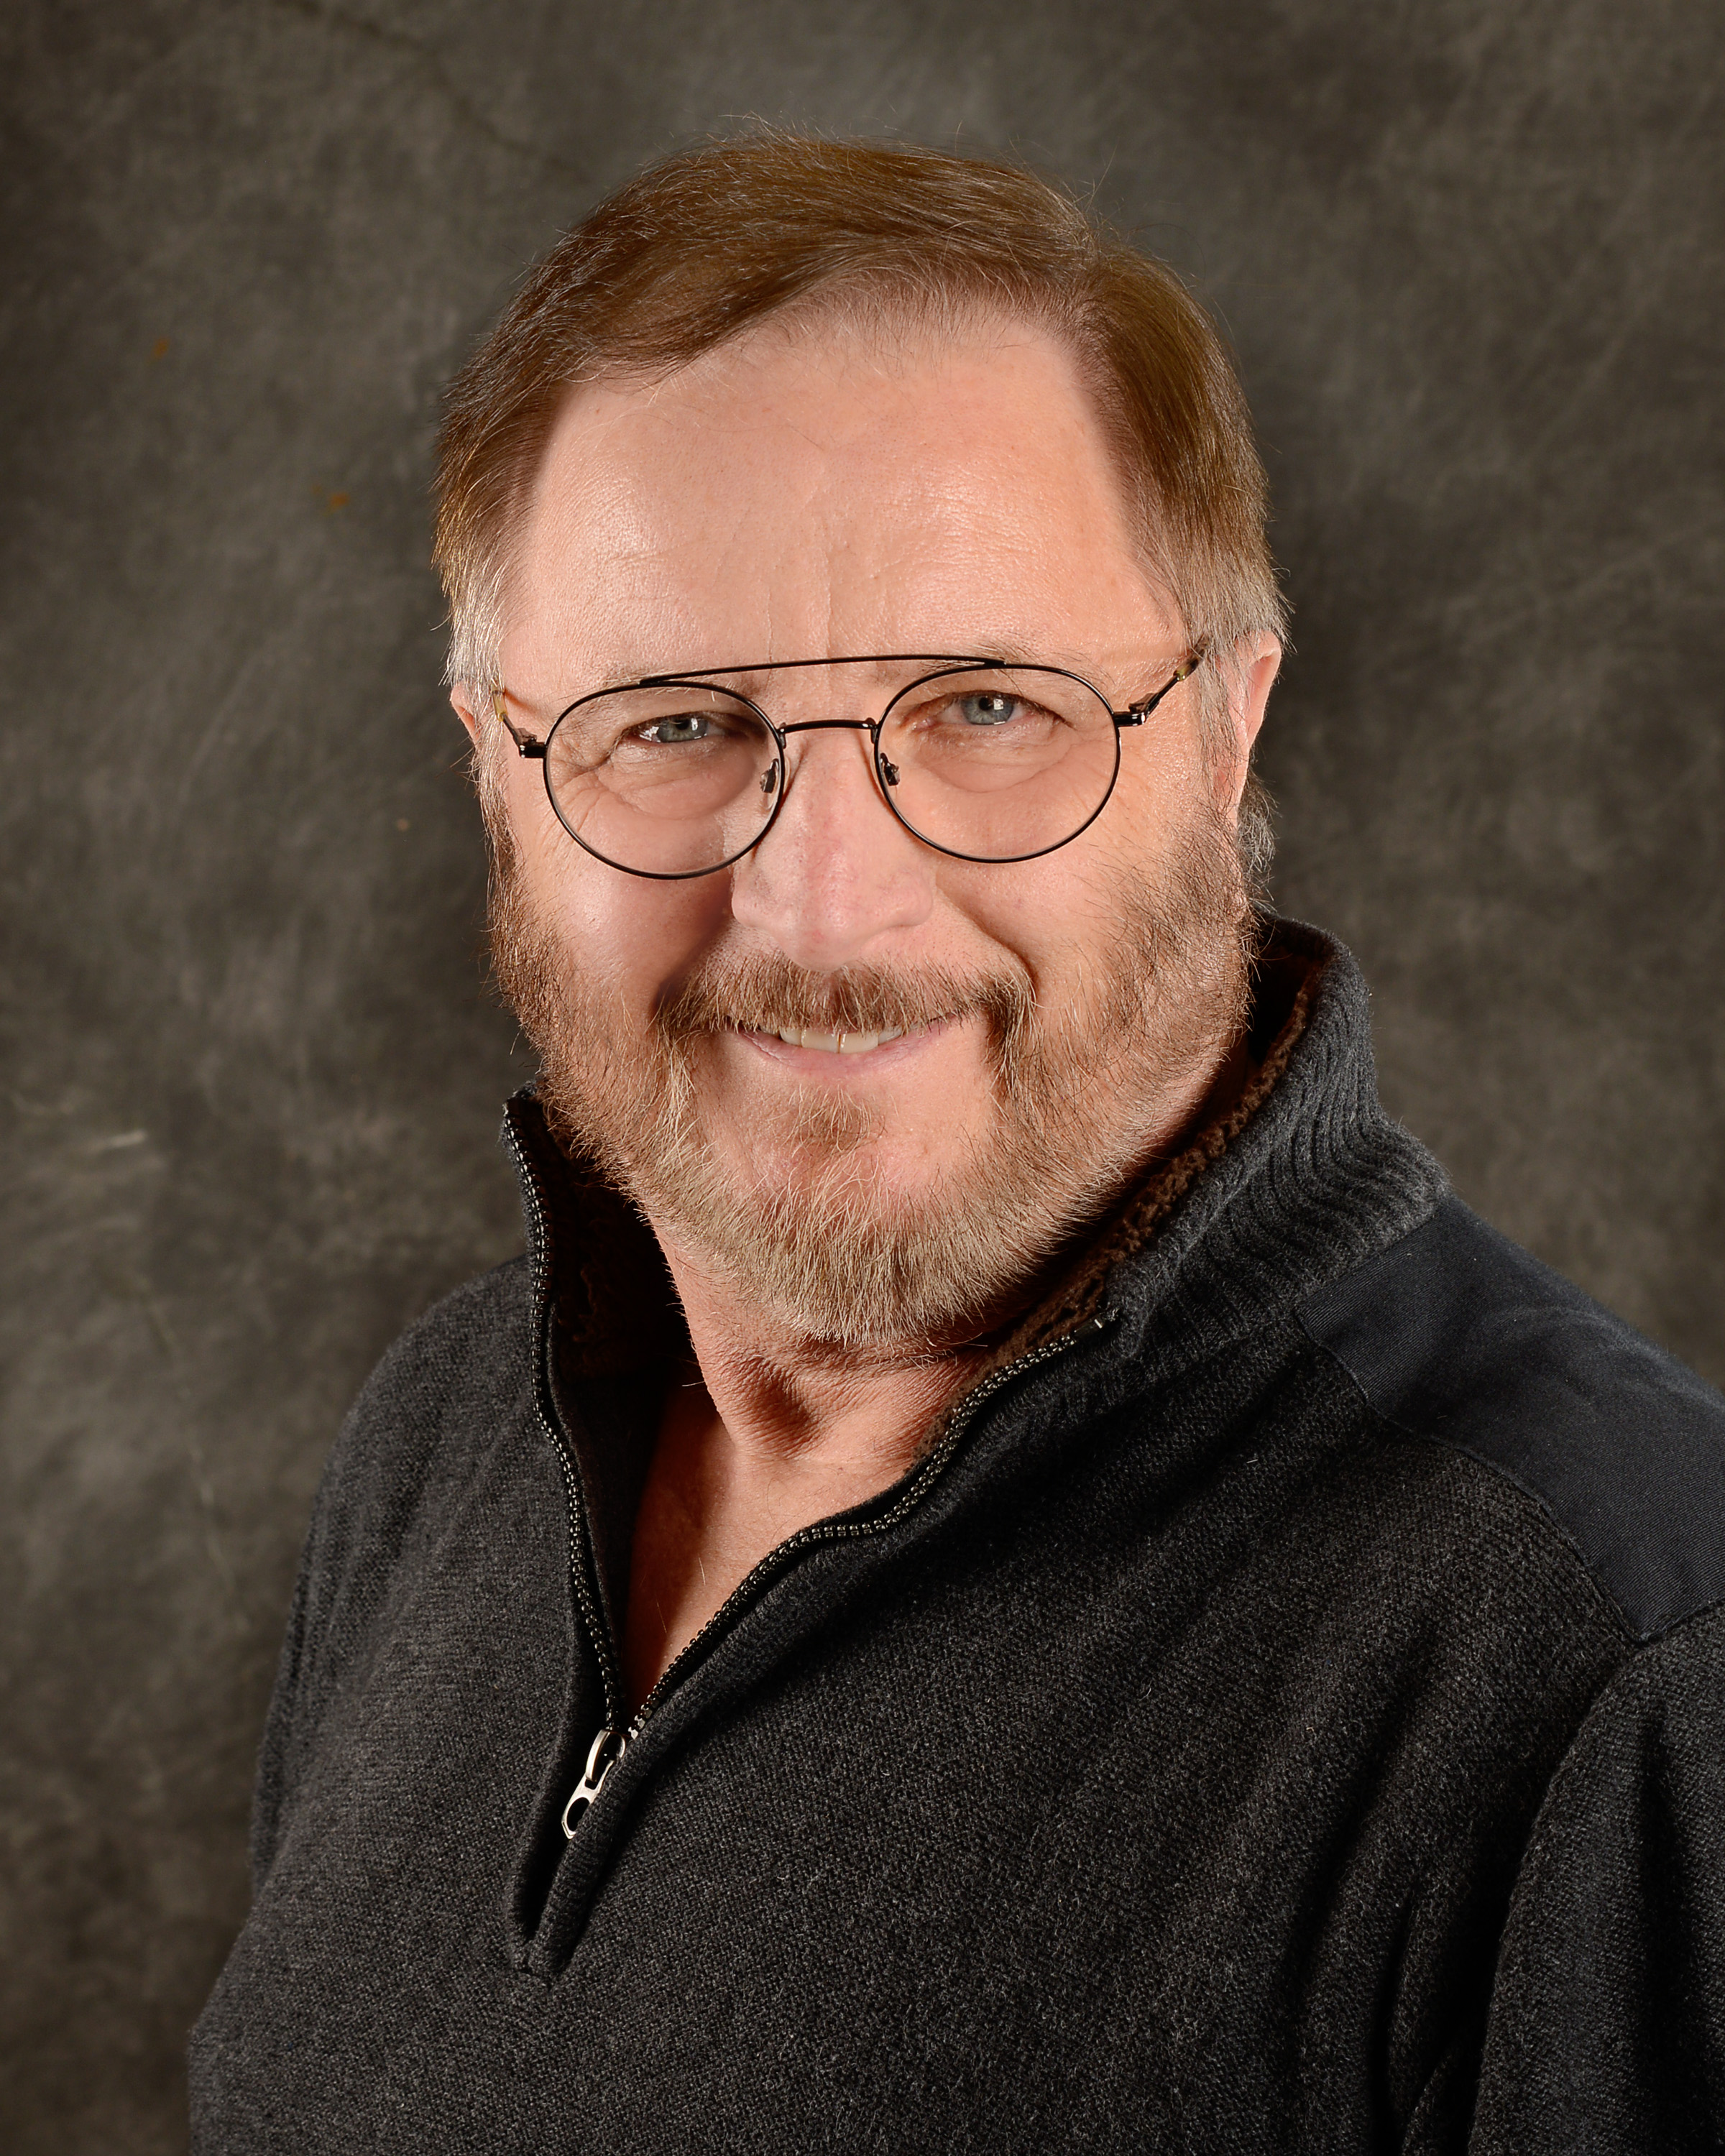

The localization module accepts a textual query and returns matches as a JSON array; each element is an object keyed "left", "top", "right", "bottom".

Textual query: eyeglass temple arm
[
  {"left": 489, "top": 687, "right": 547, "bottom": 759},
  {"left": 1114, "top": 643, "right": 1209, "bottom": 729}
]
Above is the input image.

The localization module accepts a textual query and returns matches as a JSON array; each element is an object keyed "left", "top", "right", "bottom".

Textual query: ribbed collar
[{"left": 1096, "top": 917, "right": 1449, "bottom": 1384}]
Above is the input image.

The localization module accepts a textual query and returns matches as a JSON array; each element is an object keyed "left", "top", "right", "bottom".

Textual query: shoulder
[
  {"left": 1297, "top": 1196, "right": 1725, "bottom": 1640},
  {"left": 344, "top": 1252, "right": 537, "bottom": 1439},
  {"left": 303, "top": 1254, "right": 539, "bottom": 1596}
]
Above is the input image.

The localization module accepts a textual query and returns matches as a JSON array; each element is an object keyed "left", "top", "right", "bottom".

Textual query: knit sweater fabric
[{"left": 189, "top": 920, "right": 1725, "bottom": 2152}]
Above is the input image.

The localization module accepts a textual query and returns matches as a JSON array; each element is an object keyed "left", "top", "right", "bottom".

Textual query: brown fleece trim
[{"left": 968, "top": 937, "right": 1324, "bottom": 1377}]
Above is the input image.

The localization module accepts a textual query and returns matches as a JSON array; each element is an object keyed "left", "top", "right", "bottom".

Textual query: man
[{"left": 190, "top": 137, "right": 1725, "bottom": 2151}]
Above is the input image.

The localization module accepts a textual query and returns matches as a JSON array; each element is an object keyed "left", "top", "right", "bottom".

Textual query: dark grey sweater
[{"left": 190, "top": 921, "right": 1725, "bottom": 2152}]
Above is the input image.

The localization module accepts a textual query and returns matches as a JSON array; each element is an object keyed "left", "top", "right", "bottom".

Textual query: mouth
[
  {"left": 768, "top": 1023, "right": 906, "bottom": 1056},
  {"left": 731, "top": 1018, "right": 943, "bottom": 1060}
]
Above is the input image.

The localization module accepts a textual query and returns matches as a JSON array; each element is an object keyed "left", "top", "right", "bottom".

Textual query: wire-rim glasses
[{"left": 489, "top": 648, "right": 1205, "bottom": 881}]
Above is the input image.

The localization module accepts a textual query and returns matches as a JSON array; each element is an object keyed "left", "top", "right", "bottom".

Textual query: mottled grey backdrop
[{"left": 2, "top": 0, "right": 1720, "bottom": 2145}]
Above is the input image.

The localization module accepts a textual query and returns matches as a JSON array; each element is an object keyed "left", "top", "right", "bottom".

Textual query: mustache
[{"left": 654, "top": 947, "right": 1033, "bottom": 1046}]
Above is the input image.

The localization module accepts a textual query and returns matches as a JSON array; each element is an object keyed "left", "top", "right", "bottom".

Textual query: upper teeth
[{"left": 774, "top": 1026, "right": 906, "bottom": 1054}]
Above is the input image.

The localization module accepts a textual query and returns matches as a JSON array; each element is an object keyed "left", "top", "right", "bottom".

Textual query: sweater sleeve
[
  {"left": 246, "top": 1393, "right": 382, "bottom": 1895},
  {"left": 1468, "top": 1600, "right": 1725, "bottom": 2155},
  {"left": 249, "top": 1521, "right": 317, "bottom": 1892}
]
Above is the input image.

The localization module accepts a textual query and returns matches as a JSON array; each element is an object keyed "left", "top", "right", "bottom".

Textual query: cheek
[
  {"left": 944, "top": 735, "right": 1209, "bottom": 982},
  {"left": 507, "top": 780, "right": 734, "bottom": 1018},
  {"left": 1104, "top": 722, "right": 1212, "bottom": 852},
  {"left": 938, "top": 849, "right": 1114, "bottom": 992}
]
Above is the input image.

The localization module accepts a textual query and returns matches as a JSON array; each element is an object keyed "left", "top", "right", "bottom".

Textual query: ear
[
  {"left": 450, "top": 683, "right": 484, "bottom": 748},
  {"left": 1214, "top": 633, "right": 1282, "bottom": 816}
]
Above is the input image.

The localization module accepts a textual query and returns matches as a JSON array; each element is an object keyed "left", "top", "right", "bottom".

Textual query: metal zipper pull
[{"left": 561, "top": 1726, "right": 627, "bottom": 1838}]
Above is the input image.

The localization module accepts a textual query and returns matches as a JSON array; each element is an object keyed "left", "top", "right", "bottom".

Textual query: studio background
[{"left": 2, "top": 1, "right": 1720, "bottom": 2147}]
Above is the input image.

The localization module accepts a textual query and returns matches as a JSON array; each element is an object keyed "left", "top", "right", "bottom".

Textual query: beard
[{"left": 484, "top": 781, "right": 1256, "bottom": 1351}]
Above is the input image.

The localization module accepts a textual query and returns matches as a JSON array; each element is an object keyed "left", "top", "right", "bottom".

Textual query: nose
[{"left": 728, "top": 722, "right": 935, "bottom": 967}]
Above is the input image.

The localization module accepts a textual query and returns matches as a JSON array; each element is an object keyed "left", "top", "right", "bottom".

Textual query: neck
[
  {"left": 654, "top": 1242, "right": 991, "bottom": 1472},
  {"left": 645, "top": 1022, "right": 1251, "bottom": 1475}
]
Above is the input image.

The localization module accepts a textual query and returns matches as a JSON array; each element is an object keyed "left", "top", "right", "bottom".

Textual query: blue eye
[{"left": 956, "top": 693, "right": 1018, "bottom": 727}]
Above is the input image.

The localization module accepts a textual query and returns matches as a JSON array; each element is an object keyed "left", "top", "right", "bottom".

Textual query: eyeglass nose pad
[
  {"left": 878, "top": 753, "right": 901, "bottom": 788},
  {"left": 760, "top": 758, "right": 780, "bottom": 797}
]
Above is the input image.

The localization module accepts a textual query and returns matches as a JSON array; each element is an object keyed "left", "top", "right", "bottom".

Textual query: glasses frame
[{"left": 488, "top": 647, "right": 1206, "bottom": 882}]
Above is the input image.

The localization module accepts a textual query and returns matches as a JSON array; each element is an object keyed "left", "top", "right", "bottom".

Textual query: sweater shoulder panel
[{"left": 1297, "top": 1195, "right": 1725, "bottom": 1640}]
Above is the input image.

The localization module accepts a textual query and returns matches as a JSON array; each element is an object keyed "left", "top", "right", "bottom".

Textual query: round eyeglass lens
[
  {"left": 542, "top": 684, "right": 780, "bottom": 876},
  {"left": 875, "top": 665, "right": 1121, "bottom": 861}
]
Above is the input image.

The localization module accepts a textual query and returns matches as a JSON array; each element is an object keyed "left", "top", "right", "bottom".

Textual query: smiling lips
[{"left": 747, "top": 1023, "right": 917, "bottom": 1056}]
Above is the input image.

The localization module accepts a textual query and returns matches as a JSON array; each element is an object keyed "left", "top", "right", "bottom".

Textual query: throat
[{"left": 621, "top": 1346, "right": 978, "bottom": 1711}]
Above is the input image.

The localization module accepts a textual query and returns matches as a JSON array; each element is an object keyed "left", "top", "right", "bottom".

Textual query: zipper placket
[
  {"left": 554, "top": 1280, "right": 1115, "bottom": 1833},
  {"left": 503, "top": 1112, "right": 627, "bottom": 1756}
]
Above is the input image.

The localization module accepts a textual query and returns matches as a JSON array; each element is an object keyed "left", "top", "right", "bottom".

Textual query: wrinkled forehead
[{"left": 498, "top": 313, "right": 1179, "bottom": 694}]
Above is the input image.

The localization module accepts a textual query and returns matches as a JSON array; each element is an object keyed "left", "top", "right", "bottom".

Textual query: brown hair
[{"left": 434, "top": 131, "right": 1284, "bottom": 724}]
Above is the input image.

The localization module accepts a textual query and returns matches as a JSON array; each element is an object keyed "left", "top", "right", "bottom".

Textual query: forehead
[{"left": 502, "top": 312, "right": 1176, "bottom": 688}]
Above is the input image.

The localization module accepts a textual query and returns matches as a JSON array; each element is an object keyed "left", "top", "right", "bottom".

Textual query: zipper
[
  {"left": 502, "top": 1108, "right": 628, "bottom": 1756},
  {"left": 555, "top": 1291, "right": 1115, "bottom": 1835}
]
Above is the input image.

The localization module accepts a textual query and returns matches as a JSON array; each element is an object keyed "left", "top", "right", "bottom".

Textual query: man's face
[{"left": 464, "top": 313, "right": 1272, "bottom": 1347}]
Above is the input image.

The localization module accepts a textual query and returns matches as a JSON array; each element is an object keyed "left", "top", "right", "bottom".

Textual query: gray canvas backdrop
[{"left": 2, "top": 1, "right": 1721, "bottom": 2147}]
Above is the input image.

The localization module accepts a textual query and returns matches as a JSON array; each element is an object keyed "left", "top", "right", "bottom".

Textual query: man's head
[{"left": 436, "top": 136, "right": 1285, "bottom": 1350}]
